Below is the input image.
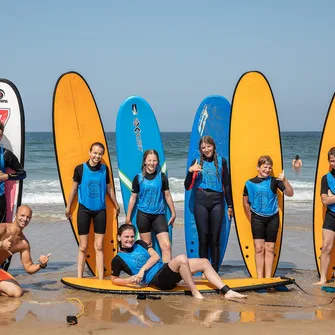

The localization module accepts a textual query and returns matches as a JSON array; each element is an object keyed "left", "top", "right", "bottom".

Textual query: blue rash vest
[
  {"left": 326, "top": 172, "right": 335, "bottom": 213},
  {"left": 78, "top": 163, "right": 107, "bottom": 211},
  {"left": 0, "top": 147, "right": 5, "bottom": 196},
  {"left": 196, "top": 155, "right": 223, "bottom": 192},
  {"left": 137, "top": 172, "right": 165, "bottom": 215},
  {"left": 246, "top": 177, "right": 278, "bottom": 217},
  {"left": 117, "top": 243, "right": 164, "bottom": 285}
]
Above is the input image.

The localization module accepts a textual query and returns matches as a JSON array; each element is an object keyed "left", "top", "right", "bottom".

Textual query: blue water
[{"left": 23, "top": 132, "right": 321, "bottom": 219}]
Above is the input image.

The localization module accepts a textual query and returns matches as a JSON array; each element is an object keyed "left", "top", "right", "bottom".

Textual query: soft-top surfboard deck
[
  {"left": 0, "top": 79, "right": 25, "bottom": 271},
  {"left": 313, "top": 93, "right": 335, "bottom": 281},
  {"left": 53, "top": 72, "right": 117, "bottom": 276},
  {"left": 230, "top": 71, "right": 284, "bottom": 278},
  {"left": 116, "top": 96, "right": 172, "bottom": 253},
  {"left": 61, "top": 276, "right": 294, "bottom": 295},
  {"left": 184, "top": 96, "right": 231, "bottom": 267}
]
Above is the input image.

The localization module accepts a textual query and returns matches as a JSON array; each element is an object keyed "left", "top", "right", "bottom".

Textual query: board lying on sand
[
  {"left": 230, "top": 71, "right": 284, "bottom": 278},
  {"left": 53, "top": 72, "right": 117, "bottom": 276},
  {"left": 0, "top": 78, "right": 25, "bottom": 271},
  {"left": 116, "top": 96, "right": 172, "bottom": 254},
  {"left": 313, "top": 93, "right": 335, "bottom": 281},
  {"left": 61, "top": 276, "right": 294, "bottom": 295},
  {"left": 184, "top": 95, "right": 231, "bottom": 267}
]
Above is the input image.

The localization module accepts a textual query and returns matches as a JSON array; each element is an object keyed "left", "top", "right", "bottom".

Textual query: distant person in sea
[
  {"left": 292, "top": 155, "right": 303, "bottom": 169},
  {"left": 65, "top": 142, "right": 120, "bottom": 280},
  {"left": 0, "top": 205, "right": 50, "bottom": 298},
  {"left": 313, "top": 147, "right": 335, "bottom": 286},
  {"left": 0, "top": 121, "right": 27, "bottom": 271},
  {"left": 243, "top": 155, "right": 294, "bottom": 278},
  {"left": 184, "top": 135, "right": 233, "bottom": 273},
  {"left": 111, "top": 224, "right": 247, "bottom": 300},
  {"left": 125, "top": 149, "right": 175, "bottom": 262}
]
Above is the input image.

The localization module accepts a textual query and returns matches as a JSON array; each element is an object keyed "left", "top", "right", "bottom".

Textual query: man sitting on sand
[
  {"left": 111, "top": 224, "right": 247, "bottom": 300},
  {"left": 314, "top": 147, "right": 335, "bottom": 285},
  {"left": 0, "top": 205, "right": 50, "bottom": 297}
]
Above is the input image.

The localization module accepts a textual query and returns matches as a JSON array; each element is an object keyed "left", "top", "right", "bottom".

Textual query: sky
[{"left": 1, "top": 1, "right": 335, "bottom": 132}]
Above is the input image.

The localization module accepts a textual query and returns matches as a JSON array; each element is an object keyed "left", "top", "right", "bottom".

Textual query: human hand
[
  {"left": 38, "top": 253, "right": 51, "bottom": 267},
  {"left": 168, "top": 215, "right": 176, "bottom": 227},
  {"left": 276, "top": 169, "right": 285, "bottom": 182},
  {"left": 227, "top": 207, "right": 234, "bottom": 220},
  {"left": 1, "top": 235, "right": 13, "bottom": 255},
  {"left": 65, "top": 208, "right": 72, "bottom": 219},
  {"left": 0, "top": 170, "right": 8, "bottom": 182},
  {"left": 115, "top": 205, "right": 120, "bottom": 219},
  {"left": 328, "top": 189, "right": 334, "bottom": 197},
  {"left": 189, "top": 159, "right": 202, "bottom": 173}
]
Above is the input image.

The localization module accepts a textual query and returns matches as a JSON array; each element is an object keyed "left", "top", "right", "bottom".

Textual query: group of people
[{"left": 0, "top": 124, "right": 335, "bottom": 299}]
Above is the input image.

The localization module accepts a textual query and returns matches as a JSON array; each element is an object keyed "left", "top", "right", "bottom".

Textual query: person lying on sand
[
  {"left": 111, "top": 224, "right": 247, "bottom": 300},
  {"left": 0, "top": 205, "right": 50, "bottom": 297}
]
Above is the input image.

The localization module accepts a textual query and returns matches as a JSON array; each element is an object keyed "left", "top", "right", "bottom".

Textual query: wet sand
[{"left": 2, "top": 208, "right": 335, "bottom": 333}]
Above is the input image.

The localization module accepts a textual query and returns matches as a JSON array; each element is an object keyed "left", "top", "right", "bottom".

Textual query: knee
[
  {"left": 8, "top": 286, "right": 23, "bottom": 298},
  {"left": 265, "top": 244, "right": 275, "bottom": 254},
  {"left": 79, "top": 242, "right": 88, "bottom": 253},
  {"left": 176, "top": 254, "right": 189, "bottom": 265},
  {"left": 160, "top": 240, "right": 171, "bottom": 253},
  {"left": 201, "top": 258, "right": 211, "bottom": 267},
  {"left": 322, "top": 243, "right": 333, "bottom": 254},
  {"left": 254, "top": 244, "right": 264, "bottom": 254},
  {"left": 94, "top": 241, "right": 103, "bottom": 252}
]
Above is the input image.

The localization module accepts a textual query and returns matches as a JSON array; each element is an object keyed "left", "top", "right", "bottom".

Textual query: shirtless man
[
  {"left": 292, "top": 155, "right": 302, "bottom": 169},
  {"left": 0, "top": 205, "right": 50, "bottom": 297}
]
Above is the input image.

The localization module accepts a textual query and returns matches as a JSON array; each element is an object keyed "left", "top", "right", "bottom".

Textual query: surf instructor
[
  {"left": 0, "top": 205, "right": 50, "bottom": 298},
  {"left": 0, "top": 121, "right": 27, "bottom": 271}
]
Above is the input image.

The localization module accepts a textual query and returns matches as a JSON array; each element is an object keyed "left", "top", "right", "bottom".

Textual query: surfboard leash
[{"left": 65, "top": 293, "right": 85, "bottom": 325}]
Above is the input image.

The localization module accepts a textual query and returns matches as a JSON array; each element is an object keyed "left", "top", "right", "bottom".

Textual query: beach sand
[{"left": 2, "top": 207, "right": 335, "bottom": 334}]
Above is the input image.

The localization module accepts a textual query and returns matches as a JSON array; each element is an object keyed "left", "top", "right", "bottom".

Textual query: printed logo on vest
[
  {"left": 86, "top": 180, "right": 101, "bottom": 198},
  {"left": 254, "top": 191, "right": 270, "bottom": 210}
]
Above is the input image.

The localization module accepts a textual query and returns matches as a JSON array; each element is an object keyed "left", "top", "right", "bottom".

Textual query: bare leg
[
  {"left": 168, "top": 255, "right": 204, "bottom": 299},
  {"left": 188, "top": 258, "right": 247, "bottom": 299},
  {"left": 0, "top": 279, "right": 23, "bottom": 298},
  {"left": 156, "top": 232, "right": 171, "bottom": 262},
  {"left": 140, "top": 232, "right": 152, "bottom": 246},
  {"left": 313, "top": 229, "right": 335, "bottom": 285},
  {"left": 78, "top": 234, "right": 88, "bottom": 278},
  {"left": 94, "top": 233, "right": 105, "bottom": 280},
  {"left": 254, "top": 239, "right": 265, "bottom": 278},
  {"left": 264, "top": 242, "right": 275, "bottom": 278}
]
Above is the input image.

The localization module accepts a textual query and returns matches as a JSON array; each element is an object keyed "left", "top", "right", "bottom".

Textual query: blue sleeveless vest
[
  {"left": 326, "top": 172, "right": 335, "bottom": 213},
  {"left": 118, "top": 243, "right": 164, "bottom": 285},
  {"left": 196, "top": 155, "right": 223, "bottom": 192},
  {"left": 137, "top": 172, "right": 165, "bottom": 215},
  {"left": 246, "top": 177, "right": 278, "bottom": 217},
  {"left": 0, "top": 147, "right": 5, "bottom": 196},
  {"left": 78, "top": 163, "right": 107, "bottom": 211}
]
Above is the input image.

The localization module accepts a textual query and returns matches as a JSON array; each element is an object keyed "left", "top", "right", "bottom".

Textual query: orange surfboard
[{"left": 53, "top": 72, "right": 117, "bottom": 276}]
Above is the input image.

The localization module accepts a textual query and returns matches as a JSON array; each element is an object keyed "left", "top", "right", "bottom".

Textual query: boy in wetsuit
[
  {"left": 243, "top": 156, "right": 293, "bottom": 278},
  {"left": 314, "top": 147, "right": 335, "bottom": 285}
]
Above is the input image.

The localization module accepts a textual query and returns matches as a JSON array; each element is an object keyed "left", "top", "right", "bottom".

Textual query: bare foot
[
  {"left": 224, "top": 290, "right": 247, "bottom": 300},
  {"left": 313, "top": 280, "right": 327, "bottom": 286}
]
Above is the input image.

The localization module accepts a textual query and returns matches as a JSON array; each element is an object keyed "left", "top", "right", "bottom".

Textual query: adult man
[{"left": 0, "top": 205, "right": 50, "bottom": 297}]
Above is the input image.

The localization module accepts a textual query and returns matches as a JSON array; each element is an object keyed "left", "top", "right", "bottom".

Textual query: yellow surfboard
[
  {"left": 313, "top": 94, "right": 335, "bottom": 281},
  {"left": 61, "top": 276, "right": 293, "bottom": 294},
  {"left": 53, "top": 72, "right": 117, "bottom": 276},
  {"left": 230, "top": 71, "right": 283, "bottom": 278}
]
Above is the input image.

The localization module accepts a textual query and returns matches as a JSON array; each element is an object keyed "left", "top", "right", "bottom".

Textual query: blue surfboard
[
  {"left": 116, "top": 96, "right": 172, "bottom": 254},
  {"left": 184, "top": 95, "right": 231, "bottom": 270}
]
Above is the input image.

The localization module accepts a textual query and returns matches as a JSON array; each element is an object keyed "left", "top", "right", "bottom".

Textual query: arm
[
  {"left": 222, "top": 158, "right": 233, "bottom": 219},
  {"left": 184, "top": 159, "right": 201, "bottom": 190},
  {"left": 276, "top": 171, "right": 294, "bottom": 197},
  {"left": 125, "top": 193, "right": 137, "bottom": 224},
  {"left": 243, "top": 195, "right": 251, "bottom": 220},
  {"left": 134, "top": 247, "right": 160, "bottom": 283},
  {"left": 20, "top": 242, "right": 50, "bottom": 275},
  {"left": 321, "top": 192, "right": 335, "bottom": 206},
  {"left": 0, "top": 150, "right": 26, "bottom": 182},
  {"left": 107, "top": 184, "right": 120, "bottom": 217},
  {"left": 65, "top": 181, "right": 78, "bottom": 219},
  {"left": 164, "top": 190, "right": 176, "bottom": 226}
]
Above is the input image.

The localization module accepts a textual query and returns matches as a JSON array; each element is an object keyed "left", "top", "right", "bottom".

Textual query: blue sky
[{"left": 2, "top": 1, "right": 335, "bottom": 131}]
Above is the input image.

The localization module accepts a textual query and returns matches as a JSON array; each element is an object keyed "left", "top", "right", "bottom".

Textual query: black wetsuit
[
  {"left": 321, "top": 169, "right": 335, "bottom": 232},
  {"left": 184, "top": 157, "right": 232, "bottom": 272}
]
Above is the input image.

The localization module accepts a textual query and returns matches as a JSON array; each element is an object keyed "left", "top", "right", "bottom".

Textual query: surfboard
[
  {"left": 184, "top": 96, "right": 231, "bottom": 268},
  {"left": 116, "top": 96, "right": 172, "bottom": 254},
  {"left": 313, "top": 93, "right": 335, "bottom": 281},
  {"left": 53, "top": 72, "right": 117, "bottom": 277},
  {"left": 0, "top": 79, "right": 25, "bottom": 271},
  {"left": 61, "top": 276, "right": 294, "bottom": 295},
  {"left": 230, "top": 71, "right": 284, "bottom": 278}
]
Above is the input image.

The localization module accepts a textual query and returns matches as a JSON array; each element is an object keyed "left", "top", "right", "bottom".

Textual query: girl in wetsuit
[
  {"left": 243, "top": 155, "right": 293, "bottom": 278},
  {"left": 111, "top": 224, "right": 247, "bottom": 300},
  {"left": 125, "top": 149, "right": 176, "bottom": 262},
  {"left": 184, "top": 136, "right": 233, "bottom": 272}
]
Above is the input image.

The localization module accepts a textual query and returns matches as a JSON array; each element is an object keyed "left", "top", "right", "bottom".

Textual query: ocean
[{"left": 24, "top": 131, "right": 321, "bottom": 224}]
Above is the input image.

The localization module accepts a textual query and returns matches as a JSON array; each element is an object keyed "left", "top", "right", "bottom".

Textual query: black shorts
[
  {"left": 77, "top": 204, "right": 106, "bottom": 235},
  {"left": 136, "top": 209, "right": 168, "bottom": 235},
  {"left": 323, "top": 211, "right": 335, "bottom": 232},
  {"left": 149, "top": 263, "right": 182, "bottom": 290},
  {"left": 0, "top": 194, "right": 6, "bottom": 223},
  {"left": 251, "top": 212, "right": 279, "bottom": 242}
]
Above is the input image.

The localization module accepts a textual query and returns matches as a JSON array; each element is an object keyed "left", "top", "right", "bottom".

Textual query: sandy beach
[{"left": 2, "top": 206, "right": 335, "bottom": 334}]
